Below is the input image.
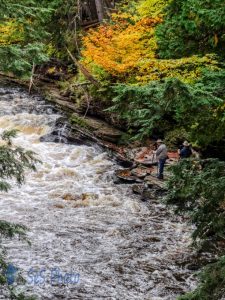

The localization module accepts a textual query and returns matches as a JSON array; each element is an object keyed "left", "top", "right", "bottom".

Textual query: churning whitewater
[{"left": 0, "top": 85, "right": 196, "bottom": 299}]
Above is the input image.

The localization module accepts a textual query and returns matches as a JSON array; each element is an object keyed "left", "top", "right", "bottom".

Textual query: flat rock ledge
[{"left": 43, "top": 86, "right": 124, "bottom": 143}]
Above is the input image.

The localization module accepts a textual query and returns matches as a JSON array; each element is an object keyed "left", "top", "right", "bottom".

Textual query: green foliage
[
  {"left": 194, "top": 69, "right": 225, "bottom": 98},
  {"left": 0, "top": 0, "right": 62, "bottom": 77},
  {"left": 0, "top": 130, "right": 38, "bottom": 191},
  {"left": 166, "top": 159, "right": 225, "bottom": 300},
  {"left": 190, "top": 70, "right": 225, "bottom": 147},
  {"left": 166, "top": 159, "right": 225, "bottom": 246},
  {"left": 0, "top": 130, "right": 38, "bottom": 299},
  {"left": 118, "top": 132, "right": 133, "bottom": 146},
  {"left": 0, "top": 43, "right": 48, "bottom": 77},
  {"left": 45, "top": 0, "right": 80, "bottom": 60},
  {"left": 110, "top": 71, "right": 225, "bottom": 146},
  {"left": 0, "top": 221, "right": 26, "bottom": 239},
  {"left": 70, "top": 115, "right": 89, "bottom": 129},
  {"left": 138, "top": 0, "right": 170, "bottom": 18},
  {"left": 164, "top": 128, "right": 190, "bottom": 150},
  {"left": 178, "top": 256, "right": 225, "bottom": 300},
  {"left": 156, "top": 0, "right": 225, "bottom": 59}
]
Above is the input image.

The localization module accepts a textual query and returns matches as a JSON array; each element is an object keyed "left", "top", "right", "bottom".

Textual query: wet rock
[
  {"left": 143, "top": 236, "right": 161, "bottom": 243},
  {"left": 141, "top": 189, "right": 156, "bottom": 201},
  {"left": 62, "top": 193, "right": 79, "bottom": 201},
  {"left": 173, "top": 272, "right": 186, "bottom": 282},
  {"left": 53, "top": 204, "right": 65, "bottom": 209},
  {"left": 115, "top": 155, "right": 134, "bottom": 168},
  {"left": 144, "top": 175, "right": 166, "bottom": 189},
  {"left": 40, "top": 133, "right": 65, "bottom": 143},
  {"left": 71, "top": 113, "right": 123, "bottom": 143},
  {"left": 132, "top": 184, "right": 145, "bottom": 195},
  {"left": 113, "top": 174, "right": 123, "bottom": 184},
  {"left": 55, "top": 116, "right": 68, "bottom": 126},
  {"left": 114, "top": 169, "right": 138, "bottom": 184},
  {"left": 131, "top": 166, "right": 151, "bottom": 178},
  {"left": 40, "top": 123, "right": 93, "bottom": 146},
  {"left": 132, "top": 177, "right": 167, "bottom": 200},
  {"left": 95, "top": 127, "right": 122, "bottom": 143},
  {"left": 66, "top": 130, "right": 93, "bottom": 145},
  {"left": 186, "top": 263, "right": 200, "bottom": 271},
  {"left": 132, "top": 184, "right": 157, "bottom": 201}
]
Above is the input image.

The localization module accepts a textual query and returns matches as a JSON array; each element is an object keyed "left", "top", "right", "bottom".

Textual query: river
[{"left": 0, "top": 85, "right": 196, "bottom": 299}]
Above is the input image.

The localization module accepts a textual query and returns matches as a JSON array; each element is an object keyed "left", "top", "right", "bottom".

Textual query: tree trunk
[{"left": 95, "top": 0, "right": 104, "bottom": 21}]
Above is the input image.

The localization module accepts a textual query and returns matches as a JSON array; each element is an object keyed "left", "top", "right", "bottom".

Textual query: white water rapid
[{"left": 0, "top": 85, "right": 196, "bottom": 300}]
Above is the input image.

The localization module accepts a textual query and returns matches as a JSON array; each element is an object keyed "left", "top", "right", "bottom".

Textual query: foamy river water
[{"left": 0, "top": 85, "right": 196, "bottom": 299}]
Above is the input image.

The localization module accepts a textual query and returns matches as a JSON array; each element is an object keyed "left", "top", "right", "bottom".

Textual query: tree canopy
[
  {"left": 0, "top": 0, "right": 62, "bottom": 76},
  {"left": 156, "top": 0, "right": 225, "bottom": 59}
]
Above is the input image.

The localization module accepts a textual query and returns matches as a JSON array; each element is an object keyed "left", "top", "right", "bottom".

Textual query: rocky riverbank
[
  {"left": 0, "top": 82, "right": 203, "bottom": 300},
  {"left": 0, "top": 74, "right": 179, "bottom": 202}
]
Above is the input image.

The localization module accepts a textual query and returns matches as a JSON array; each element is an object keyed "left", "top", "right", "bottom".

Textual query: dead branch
[
  {"left": 29, "top": 63, "right": 36, "bottom": 94},
  {"left": 66, "top": 47, "right": 101, "bottom": 88}
]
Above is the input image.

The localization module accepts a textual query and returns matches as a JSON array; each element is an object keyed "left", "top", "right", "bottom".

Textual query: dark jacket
[{"left": 179, "top": 146, "right": 192, "bottom": 159}]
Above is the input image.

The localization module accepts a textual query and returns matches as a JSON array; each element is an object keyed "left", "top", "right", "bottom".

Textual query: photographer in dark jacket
[{"left": 178, "top": 141, "right": 193, "bottom": 159}]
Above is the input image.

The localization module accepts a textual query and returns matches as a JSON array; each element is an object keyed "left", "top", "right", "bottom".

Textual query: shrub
[
  {"left": 166, "top": 159, "right": 225, "bottom": 246},
  {"left": 178, "top": 256, "right": 225, "bottom": 300},
  {"left": 109, "top": 73, "right": 225, "bottom": 147}
]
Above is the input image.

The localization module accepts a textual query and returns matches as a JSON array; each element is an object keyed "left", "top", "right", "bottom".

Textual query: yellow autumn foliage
[
  {"left": 82, "top": 16, "right": 161, "bottom": 80},
  {"left": 138, "top": 0, "right": 171, "bottom": 18},
  {"left": 82, "top": 15, "right": 219, "bottom": 83},
  {"left": 137, "top": 55, "right": 219, "bottom": 83},
  {"left": 81, "top": 0, "right": 220, "bottom": 84},
  {"left": 0, "top": 21, "right": 23, "bottom": 45}
]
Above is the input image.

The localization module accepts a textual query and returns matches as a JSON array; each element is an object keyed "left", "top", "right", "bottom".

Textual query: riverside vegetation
[
  {"left": 0, "top": 0, "right": 225, "bottom": 299},
  {"left": 0, "top": 130, "right": 37, "bottom": 299}
]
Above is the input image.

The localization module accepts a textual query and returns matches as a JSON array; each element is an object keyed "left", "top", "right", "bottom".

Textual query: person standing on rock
[{"left": 154, "top": 139, "right": 168, "bottom": 180}]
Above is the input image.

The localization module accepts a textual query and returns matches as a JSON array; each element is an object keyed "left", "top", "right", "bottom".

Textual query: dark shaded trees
[{"left": 156, "top": 0, "right": 225, "bottom": 59}]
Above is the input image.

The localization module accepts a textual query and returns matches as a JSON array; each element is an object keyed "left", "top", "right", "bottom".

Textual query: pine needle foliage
[
  {"left": 178, "top": 256, "right": 225, "bottom": 300},
  {"left": 0, "top": 0, "right": 62, "bottom": 76},
  {"left": 166, "top": 159, "right": 225, "bottom": 245},
  {"left": 156, "top": 0, "right": 225, "bottom": 59},
  {"left": 109, "top": 71, "right": 225, "bottom": 147},
  {"left": 166, "top": 159, "right": 225, "bottom": 299},
  {"left": 0, "top": 130, "right": 38, "bottom": 192},
  {"left": 0, "top": 130, "right": 38, "bottom": 299}
]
